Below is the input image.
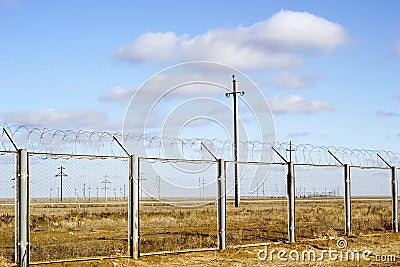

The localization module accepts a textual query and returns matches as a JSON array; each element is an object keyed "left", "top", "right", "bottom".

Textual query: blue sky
[{"left": 1, "top": 1, "right": 400, "bottom": 153}]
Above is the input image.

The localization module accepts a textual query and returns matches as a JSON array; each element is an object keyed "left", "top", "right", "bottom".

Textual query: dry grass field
[{"left": 0, "top": 197, "right": 399, "bottom": 266}]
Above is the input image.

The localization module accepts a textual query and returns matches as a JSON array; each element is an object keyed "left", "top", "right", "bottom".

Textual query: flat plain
[{"left": 0, "top": 197, "right": 399, "bottom": 266}]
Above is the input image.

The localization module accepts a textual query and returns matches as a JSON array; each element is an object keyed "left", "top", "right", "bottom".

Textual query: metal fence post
[
  {"left": 391, "top": 166, "right": 398, "bottom": 233},
  {"left": 16, "top": 149, "right": 29, "bottom": 267},
  {"left": 217, "top": 158, "right": 226, "bottom": 250},
  {"left": 128, "top": 154, "right": 139, "bottom": 259},
  {"left": 287, "top": 161, "right": 295, "bottom": 243},
  {"left": 344, "top": 164, "right": 351, "bottom": 236}
]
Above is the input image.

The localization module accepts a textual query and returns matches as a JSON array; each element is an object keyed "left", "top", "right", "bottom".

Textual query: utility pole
[
  {"left": 287, "top": 141, "right": 295, "bottom": 163},
  {"left": 262, "top": 182, "right": 265, "bottom": 197},
  {"left": 82, "top": 183, "right": 86, "bottom": 201},
  {"left": 199, "top": 177, "right": 201, "bottom": 198},
  {"left": 55, "top": 166, "right": 68, "bottom": 202},
  {"left": 102, "top": 175, "right": 111, "bottom": 201},
  {"left": 139, "top": 172, "right": 146, "bottom": 199},
  {"left": 198, "top": 176, "right": 205, "bottom": 198},
  {"left": 156, "top": 175, "right": 161, "bottom": 200},
  {"left": 256, "top": 182, "right": 259, "bottom": 198},
  {"left": 226, "top": 75, "right": 244, "bottom": 207},
  {"left": 202, "top": 177, "right": 205, "bottom": 198},
  {"left": 88, "top": 186, "right": 91, "bottom": 202}
]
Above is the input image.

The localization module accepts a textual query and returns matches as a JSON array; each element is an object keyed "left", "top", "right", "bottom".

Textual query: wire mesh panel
[
  {"left": 294, "top": 164, "right": 343, "bottom": 239},
  {"left": 28, "top": 153, "right": 129, "bottom": 262},
  {"left": 138, "top": 157, "right": 218, "bottom": 254},
  {"left": 0, "top": 151, "right": 16, "bottom": 263},
  {"left": 351, "top": 166, "right": 392, "bottom": 234},
  {"left": 226, "top": 162, "right": 288, "bottom": 245}
]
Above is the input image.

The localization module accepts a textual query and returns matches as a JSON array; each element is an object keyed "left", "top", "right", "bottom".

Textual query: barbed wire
[{"left": 1, "top": 123, "right": 399, "bottom": 167}]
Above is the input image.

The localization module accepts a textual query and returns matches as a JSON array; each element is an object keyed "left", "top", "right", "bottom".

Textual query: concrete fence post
[
  {"left": 16, "top": 149, "right": 29, "bottom": 267},
  {"left": 287, "top": 161, "right": 295, "bottom": 243},
  {"left": 344, "top": 164, "right": 351, "bottom": 236},
  {"left": 391, "top": 166, "right": 398, "bottom": 233},
  {"left": 128, "top": 154, "right": 139, "bottom": 259},
  {"left": 217, "top": 158, "right": 226, "bottom": 250}
]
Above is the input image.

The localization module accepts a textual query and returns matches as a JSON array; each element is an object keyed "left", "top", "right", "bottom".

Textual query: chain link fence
[
  {"left": 138, "top": 157, "right": 218, "bottom": 254},
  {"left": 1, "top": 151, "right": 399, "bottom": 264},
  {"left": 28, "top": 152, "right": 129, "bottom": 262},
  {"left": 351, "top": 166, "right": 393, "bottom": 234},
  {"left": 0, "top": 151, "right": 16, "bottom": 262},
  {"left": 226, "top": 162, "right": 288, "bottom": 245},
  {"left": 294, "top": 164, "right": 343, "bottom": 239}
]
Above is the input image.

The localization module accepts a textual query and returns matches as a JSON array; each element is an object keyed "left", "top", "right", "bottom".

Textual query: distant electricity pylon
[
  {"left": 101, "top": 175, "right": 111, "bottom": 201},
  {"left": 156, "top": 175, "right": 161, "bottom": 199},
  {"left": 55, "top": 166, "right": 68, "bottom": 202}
]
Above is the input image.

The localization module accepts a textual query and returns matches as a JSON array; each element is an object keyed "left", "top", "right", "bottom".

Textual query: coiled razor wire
[{"left": 1, "top": 123, "right": 399, "bottom": 167}]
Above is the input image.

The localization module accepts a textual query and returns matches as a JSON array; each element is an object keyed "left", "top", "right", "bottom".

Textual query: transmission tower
[
  {"left": 55, "top": 166, "right": 68, "bottom": 202},
  {"left": 101, "top": 175, "right": 111, "bottom": 201}
]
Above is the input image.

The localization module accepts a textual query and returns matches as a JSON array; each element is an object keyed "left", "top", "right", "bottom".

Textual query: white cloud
[
  {"left": 272, "top": 71, "right": 321, "bottom": 90},
  {"left": 0, "top": 108, "right": 118, "bottom": 130},
  {"left": 114, "top": 32, "right": 180, "bottom": 63},
  {"left": 270, "top": 95, "right": 332, "bottom": 114},
  {"left": 114, "top": 10, "right": 348, "bottom": 70},
  {"left": 98, "top": 86, "right": 136, "bottom": 103},
  {"left": 98, "top": 71, "right": 236, "bottom": 104}
]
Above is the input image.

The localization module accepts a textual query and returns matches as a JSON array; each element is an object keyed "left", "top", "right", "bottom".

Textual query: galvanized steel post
[
  {"left": 344, "top": 164, "right": 351, "bottom": 236},
  {"left": 217, "top": 158, "right": 226, "bottom": 250},
  {"left": 391, "top": 166, "right": 398, "bottom": 233},
  {"left": 128, "top": 154, "right": 139, "bottom": 259},
  {"left": 287, "top": 161, "right": 295, "bottom": 243},
  {"left": 16, "top": 149, "right": 29, "bottom": 267}
]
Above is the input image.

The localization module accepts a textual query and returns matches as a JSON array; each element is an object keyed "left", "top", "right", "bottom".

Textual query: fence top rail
[
  {"left": 29, "top": 151, "right": 129, "bottom": 160},
  {"left": 138, "top": 158, "right": 394, "bottom": 169},
  {"left": 350, "top": 165, "right": 391, "bottom": 170},
  {"left": 294, "top": 163, "right": 343, "bottom": 168},
  {"left": 6, "top": 151, "right": 396, "bottom": 169},
  {"left": 139, "top": 156, "right": 216, "bottom": 164},
  {"left": 0, "top": 150, "right": 17, "bottom": 155},
  {"left": 225, "top": 160, "right": 286, "bottom": 166}
]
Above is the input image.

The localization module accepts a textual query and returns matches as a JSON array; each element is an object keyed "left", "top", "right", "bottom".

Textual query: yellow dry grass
[{"left": 0, "top": 197, "right": 398, "bottom": 266}]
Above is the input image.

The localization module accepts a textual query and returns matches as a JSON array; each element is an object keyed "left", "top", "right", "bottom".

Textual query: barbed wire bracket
[
  {"left": 201, "top": 141, "right": 218, "bottom": 161},
  {"left": 112, "top": 135, "right": 130, "bottom": 156},
  {"left": 328, "top": 150, "right": 344, "bottom": 166},
  {"left": 377, "top": 153, "right": 391, "bottom": 168},
  {"left": 271, "top": 146, "right": 288, "bottom": 164},
  {"left": 2, "top": 127, "right": 19, "bottom": 151}
]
